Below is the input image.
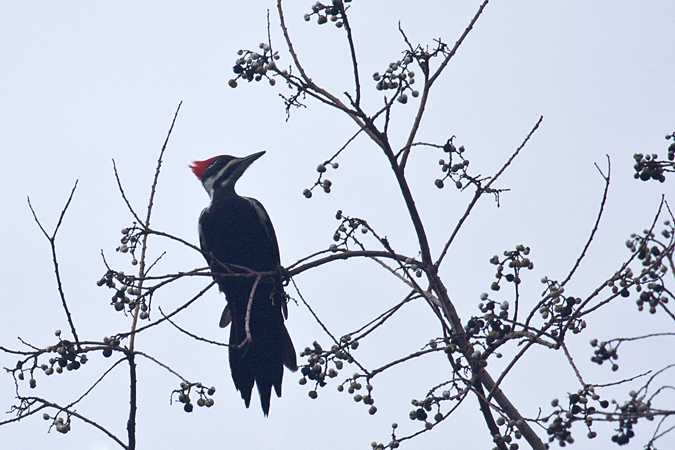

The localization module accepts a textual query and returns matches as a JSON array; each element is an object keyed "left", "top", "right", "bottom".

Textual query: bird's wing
[
  {"left": 199, "top": 207, "right": 233, "bottom": 327},
  {"left": 219, "top": 304, "right": 232, "bottom": 328},
  {"left": 243, "top": 196, "right": 281, "bottom": 264},
  {"left": 197, "top": 207, "right": 213, "bottom": 265}
]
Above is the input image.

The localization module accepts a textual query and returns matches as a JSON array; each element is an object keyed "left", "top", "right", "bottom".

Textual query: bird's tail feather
[{"left": 228, "top": 298, "right": 296, "bottom": 415}]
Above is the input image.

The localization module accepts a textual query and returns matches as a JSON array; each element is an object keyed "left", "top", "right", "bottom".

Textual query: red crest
[{"left": 189, "top": 156, "right": 221, "bottom": 181}]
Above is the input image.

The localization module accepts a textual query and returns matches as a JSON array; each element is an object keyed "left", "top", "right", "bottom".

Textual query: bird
[{"left": 190, "top": 150, "right": 297, "bottom": 415}]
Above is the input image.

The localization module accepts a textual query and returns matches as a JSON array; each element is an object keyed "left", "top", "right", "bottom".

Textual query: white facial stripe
[{"left": 202, "top": 159, "right": 237, "bottom": 198}]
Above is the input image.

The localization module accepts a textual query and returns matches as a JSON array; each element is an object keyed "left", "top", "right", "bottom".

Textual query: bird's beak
[
  {"left": 227, "top": 151, "right": 266, "bottom": 189},
  {"left": 239, "top": 151, "right": 266, "bottom": 168}
]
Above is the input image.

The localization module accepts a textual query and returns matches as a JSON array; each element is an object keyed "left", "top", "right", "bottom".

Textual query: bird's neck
[{"left": 210, "top": 185, "right": 238, "bottom": 203}]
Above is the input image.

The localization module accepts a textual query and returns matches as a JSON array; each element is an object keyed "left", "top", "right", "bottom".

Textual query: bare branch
[
  {"left": 560, "top": 341, "right": 586, "bottom": 387},
  {"left": 560, "top": 156, "right": 611, "bottom": 288},
  {"left": 135, "top": 351, "right": 189, "bottom": 383},
  {"left": 69, "top": 357, "right": 126, "bottom": 408},
  {"left": 159, "top": 307, "right": 228, "bottom": 347},
  {"left": 131, "top": 101, "right": 182, "bottom": 352},
  {"left": 118, "top": 280, "right": 216, "bottom": 339},
  {"left": 485, "top": 116, "right": 543, "bottom": 191},
  {"left": 400, "top": 0, "right": 491, "bottom": 168},
  {"left": 235, "top": 275, "right": 261, "bottom": 350},
  {"left": 479, "top": 370, "right": 547, "bottom": 450},
  {"left": 436, "top": 116, "right": 543, "bottom": 267},
  {"left": 2, "top": 397, "right": 127, "bottom": 449},
  {"left": 112, "top": 160, "right": 143, "bottom": 224},
  {"left": 288, "top": 249, "right": 414, "bottom": 275},
  {"left": 340, "top": 3, "right": 361, "bottom": 107},
  {"left": 291, "top": 278, "right": 338, "bottom": 346},
  {"left": 27, "top": 181, "right": 81, "bottom": 347},
  {"left": 368, "top": 347, "right": 443, "bottom": 378}
]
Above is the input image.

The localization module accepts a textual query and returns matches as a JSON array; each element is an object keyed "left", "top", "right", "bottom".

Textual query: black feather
[{"left": 197, "top": 154, "right": 296, "bottom": 415}]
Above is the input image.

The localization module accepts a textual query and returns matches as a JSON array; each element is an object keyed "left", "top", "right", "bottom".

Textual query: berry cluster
[
  {"left": 472, "top": 297, "right": 513, "bottom": 350},
  {"left": 589, "top": 339, "right": 619, "bottom": 372},
  {"left": 48, "top": 334, "right": 86, "bottom": 373},
  {"left": 493, "top": 416, "right": 524, "bottom": 450},
  {"left": 43, "top": 413, "right": 71, "bottom": 434},
  {"left": 537, "top": 282, "right": 575, "bottom": 319},
  {"left": 229, "top": 43, "right": 282, "bottom": 88},
  {"left": 342, "top": 377, "right": 377, "bottom": 416},
  {"left": 372, "top": 53, "right": 419, "bottom": 104},
  {"left": 633, "top": 153, "right": 667, "bottom": 182},
  {"left": 402, "top": 256, "right": 425, "bottom": 278},
  {"left": 297, "top": 338, "right": 359, "bottom": 403},
  {"left": 11, "top": 330, "right": 91, "bottom": 393},
  {"left": 118, "top": 224, "right": 141, "bottom": 265},
  {"left": 329, "top": 210, "right": 372, "bottom": 251},
  {"left": 303, "top": 0, "right": 351, "bottom": 28},
  {"left": 97, "top": 269, "right": 150, "bottom": 320},
  {"left": 545, "top": 387, "right": 609, "bottom": 446},
  {"left": 408, "top": 396, "right": 443, "bottom": 429},
  {"left": 632, "top": 133, "right": 675, "bottom": 182},
  {"left": 172, "top": 381, "right": 216, "bottom": 413},
  {"left": 101, "top": 335, "right": 121, "bottom": 358},
  {"left": 668, "top": 132, "right": 675, "bottom": 160},
  {"left": 435, "top": 138, "right": 471, "bottom": 190},
  {"left": 537, "top": 279, "right": 587, "bottom": 335},
  {"left": 636, "top": 282, "right": 667, "bottom": 314},
  {"left": 604, "top": 267, "right": 634, "bottom": 299},
  {"left": 303, "top": 161, "right": 339, "bottom": 198},
  {"left": 373, "top": 422, "right": 401, "bottom": 449},
  {"left": 625, "top": 221, "right": 673, "bottom": 314},
  {"left": 488, "top": 245, "right": 534, "bottom": 292},
  {"left": 393, "top": 344, "right": 469, "bottom": 438},
  {"left": 610, "top": 390, "right": 654, "bottom": 446}
]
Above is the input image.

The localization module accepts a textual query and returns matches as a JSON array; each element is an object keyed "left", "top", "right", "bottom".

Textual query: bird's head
[{"left": 190, "top": 151, "right": 266, "bottom": 198}]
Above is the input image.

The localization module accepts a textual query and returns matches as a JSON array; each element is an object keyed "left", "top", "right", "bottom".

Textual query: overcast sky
[{"left": 1, "top": 2, "right": 674, "bottom": 449}]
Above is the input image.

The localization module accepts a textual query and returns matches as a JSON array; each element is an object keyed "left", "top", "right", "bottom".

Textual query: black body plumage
[{"left": 191, "top": 151, "right": 297, "bottom": 415}]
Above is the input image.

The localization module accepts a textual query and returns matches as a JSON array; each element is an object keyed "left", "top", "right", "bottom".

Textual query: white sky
[{"left": 1, "top": 1, "right": 674, "bottom": 449}]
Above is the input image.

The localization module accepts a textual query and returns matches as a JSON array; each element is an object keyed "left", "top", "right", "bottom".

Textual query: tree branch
[{"left": 27, "top": 181, "right": 81, "bottom": 347}]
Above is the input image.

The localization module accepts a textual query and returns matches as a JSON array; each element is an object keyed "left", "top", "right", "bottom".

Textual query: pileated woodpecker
[{"left": 190, "top": 151, "right": 297, "bottom": 415}]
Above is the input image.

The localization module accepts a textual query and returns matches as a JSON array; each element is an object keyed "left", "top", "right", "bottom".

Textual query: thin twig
[
  {"left": 592, "top": 370, "right": 652, "bottom": 388},
  {"left": 112, "top": 160, "right": 143, "bottom": 225},
  {"left": 392, "top": 391, "right": 469, "bottom": 444},
  {"left": 288, "top": 249, "right": 414, "bottom": 275},
  {"left": 130, "top": 101, "right": 182, "bottom": 352},
  {"left": 69, "top": 357, "right": 126, "bottom": 408},
  {"left": 436, "top": 116, "right": 543, "bottom": 267},
  {"left": 291, "top": 278, "right": 370, "bottom": 374},
  {"left": 485, "top": 116, "right": 543, "bottom": 191},
  {"left": 647, "top": 420, "right": 675, "bottom": 449},
  {"left": 159, "top": 307, "right": 228, "bottom": 347},
  {"left": 3, "top": 397, "right": 127, "bottom": 449},
  {"left": 118, "top": 281, "right": 216, "bottom": 339},
  {"left": 560, "top": 156, "right": 611, "bottom": 288},
  {"left": 368, "top": 347, "right": 443, "bottom": 378},
  {"left": 486, "top": 339, "right": 536, "bottom": 402},
  {"left": 350, "top": 291, "right": 418, "bottom": 339},
  {"left": 340, "top": 2, "right": 361, "bottom": 107},
  {"left": 27, "top": 181, "right": 81, "bottom": 347},
  {"left": 291, "top": 278, "right": 338, "bottom": 345},
  {"left": 235, "top": 275, "right": 261, "bottom": 350},
  {"left": 134, "top": 351, "right": 189, "bottom": 383},
  {"left": 570, "top": 198, "right": 666, "bottom": 320},
  {"left": 400, "top": 0, "right": 490, "bottom": 168},
  {"left": 561, "top": 341, "right": 586, "bottom": 386}
]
